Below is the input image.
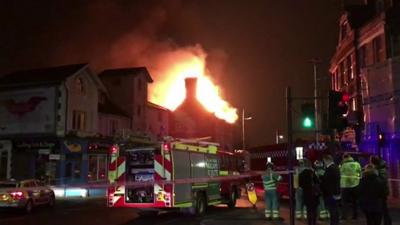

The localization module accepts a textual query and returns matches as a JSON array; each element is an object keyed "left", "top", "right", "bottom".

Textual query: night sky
[{"left": 0, "top": 0, "right": 342, "bottom": 147}]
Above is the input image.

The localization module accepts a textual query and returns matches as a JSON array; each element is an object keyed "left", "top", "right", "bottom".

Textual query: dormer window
[{"left": 75, "top": 77, "right": 85, "bottom": 95}]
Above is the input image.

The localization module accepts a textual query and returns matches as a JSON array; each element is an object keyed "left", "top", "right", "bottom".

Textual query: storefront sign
[
  {"left": 49, "top": 154, "right": 61, "bottom": 160},
  {"left": 38, "top": 149, "right": 51, "bottom": 154},
  {"left": 64, "top": 141, "right": 82, "bottom": 153},
  {"left": 14, "top": 140, "right": 58, "bottom": 150}
]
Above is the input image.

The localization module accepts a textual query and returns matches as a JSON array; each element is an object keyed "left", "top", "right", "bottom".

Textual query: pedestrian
[
  {"left": 294, "top": 159, "right": 307, "bottom": 220},
  {"left": 262, "top": 162, "right": 282, "bottom": 220},
  {"left": 359, "top": 163, "right": 386, "bottom": 225},
  {"left": 314, "top": 160, "right": 329, "bottom": 220},
  {"left": 299, "top": 159, "right": 320, "bottom": 225},
  {"left": 370, "top": 156, "right": 392, "bottom": 225},
  {"left": 320, "top": 154, "right": 341, "bottom": 225},
  {"left": 339, "top": 153, "right": 361, "bottom": 220}
]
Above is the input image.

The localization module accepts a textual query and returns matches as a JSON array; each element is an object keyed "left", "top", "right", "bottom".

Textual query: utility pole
[
  {"left": 242, "top": 108, "right": 245, "bottom": 150},
  {"left": 310, "top": 58, "right": 322, "bottom": 145},
  {"left": 242, "top": 108, "right": 253, "bottom": 150},
  {"left": 286, "top": 87, "right": 295, "bottom": 225}
]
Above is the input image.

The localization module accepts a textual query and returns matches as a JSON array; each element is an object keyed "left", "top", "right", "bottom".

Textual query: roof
[
  {"left": 0, "top": 64, "right": 88, "bottom": 87},
  {"left": 98, "top": 99, "right": 131, "bottom": 118},
  {"left": 99, "top": 67, "right": 153, "bottom": 83},
  {"left": 147, "top": 101, "right": 170, "bottom": 111}
]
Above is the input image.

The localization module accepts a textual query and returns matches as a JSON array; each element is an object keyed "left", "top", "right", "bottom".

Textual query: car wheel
[
  {"left": 25, "top": 200, "right": 33, "bottom": 214},
  {"left": 48, "top": 195, "right": 55, "bottom": 208},
  {"left": 227, "top": 188, "right": 237, "bottom": 208}
]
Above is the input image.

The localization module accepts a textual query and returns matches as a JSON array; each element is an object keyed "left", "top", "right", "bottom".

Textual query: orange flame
[{"left": 149, "top": 50, "right": 238, "bottom": 123}]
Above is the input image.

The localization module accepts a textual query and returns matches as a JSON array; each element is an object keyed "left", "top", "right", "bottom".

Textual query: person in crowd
[
  {"left": 321, "top": 154, "right": 341, "bottom": 225},
  {"left": 359, "top": 164, "right": 386, "bottom": 225},
  {"left": 340, "top": 153, "right": 361, "bottom": 220},
  {"left": 370, "top": 156, "right": 392, "bottom": 225},
  {"left": 299, "top": 159, "right": 320, "bottom": 225},
  {"left": 314, "top": 160, "right": 329, "bottom": 220},
  {"left": 262, "top": 162, "right": 282, "bottom": 220},
  {"left": 294, "top": 159, "right": 307, "bottom": 220}
]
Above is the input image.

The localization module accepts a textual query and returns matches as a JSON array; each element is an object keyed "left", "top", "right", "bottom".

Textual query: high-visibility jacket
[
  {"left": 340, "top": 157, "right": 361, "bottom": 188},
  {"left": 294, "top": 166, "right": 305, "bottom": 189},
  {"left": 262, "top": 171, "right": 282, "bottom": 190}
]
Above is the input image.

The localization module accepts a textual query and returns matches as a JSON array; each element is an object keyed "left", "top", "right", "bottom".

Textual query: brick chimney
[{"left": 185, "top": 77, "right": 197, "bottom": 101}]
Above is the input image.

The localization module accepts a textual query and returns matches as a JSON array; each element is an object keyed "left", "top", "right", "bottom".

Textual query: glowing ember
[{"left": 149, "top": 51, "right": 238, "bottom": 123}]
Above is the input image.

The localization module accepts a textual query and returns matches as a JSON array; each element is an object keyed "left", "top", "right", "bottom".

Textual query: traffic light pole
[
  {"left": 286, "top": 86, "right": 295, "bottom": 225},
  {"left": 311, "top": 58, "right": 321, "bottom": 146}
]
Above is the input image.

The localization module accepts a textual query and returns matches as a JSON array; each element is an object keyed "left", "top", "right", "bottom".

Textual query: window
[
  {"left": 358, "top": 45, "right": 366, "bottom": 68},
  {"left": 346, "top": 56, "right": 353, "bottom": 81},
  {"left": 74, "top": 77, "right": 85, "bottom": 95},
  {"left": 373, "top": 36, "right": 383, "bottom": 63},
  {"left": 88, "top": 155, "right": 107, "bottom": 182},
  {"left": 340, "top": 62, "right": 345, "bottom": 86},
  {"left": 98, "top": 92, "right": 106, "bottom": 104},
  {"left": 110, "top": 120, "right": 118, "bottom": 135},
  {"left": 72, "top": 110, "right": 86, "bottom": 130},
  {"left": 352, "top": 98, "right": 357, "bottom": 111}
]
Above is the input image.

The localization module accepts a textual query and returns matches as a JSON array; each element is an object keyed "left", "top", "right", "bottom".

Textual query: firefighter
[
  {"left": 294, "top": 159, "right": 307, "bottom": 220},
  {"left": 314, "top": 160, "right": 329, "bottom": 220},
  {"left": 340, "top": 153, "right": 361, "bottom": 220},
  {"left": 262, "top": 162, "right": 282, "bottom": 220}
]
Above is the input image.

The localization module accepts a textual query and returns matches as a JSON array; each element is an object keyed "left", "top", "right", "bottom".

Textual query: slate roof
[
  {"left": 99, "top": 67, "right": 153, "bottom": 82},
  {"left": 0, "top": 64, "right": 88, "bottom": 87}
]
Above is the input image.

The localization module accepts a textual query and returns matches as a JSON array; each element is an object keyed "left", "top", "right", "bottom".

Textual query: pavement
[{"left": 0, "top": 196, "right": 399, "bottom": 225}]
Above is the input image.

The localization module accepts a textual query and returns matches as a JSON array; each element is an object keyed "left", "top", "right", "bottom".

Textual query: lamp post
[{"left": 242, "top": 108, "right": 252, "bottom": 150}]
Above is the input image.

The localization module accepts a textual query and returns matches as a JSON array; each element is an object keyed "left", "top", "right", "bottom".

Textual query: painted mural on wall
[{"left": 0, "top": 87, "right": 57, "bottom": 135}]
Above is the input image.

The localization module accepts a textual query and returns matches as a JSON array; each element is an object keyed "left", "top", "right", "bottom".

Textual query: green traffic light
[{"left": 303, "top": 117, "right": 313, "bottom": 128}]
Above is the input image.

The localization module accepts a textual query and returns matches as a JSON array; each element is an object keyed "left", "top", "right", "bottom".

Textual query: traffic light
[
  {"left": 301, "top": 103, "right": 315, "bottom": 129},
  {"left": 328, "top": 90, "right": 349, "bottom": 132}
]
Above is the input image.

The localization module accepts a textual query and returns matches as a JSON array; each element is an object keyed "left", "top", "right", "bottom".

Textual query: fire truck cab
[{"left": 107, "top": 138, "right": 243, "bottom": 215}]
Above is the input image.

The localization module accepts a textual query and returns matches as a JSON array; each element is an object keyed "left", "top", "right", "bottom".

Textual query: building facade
[
  {"left": 0, "top": 64, "right": 107, "bottom": 186},
  {"left": 330, "top": 0, "right": 400, "bottom": 197},
  {"left": 99, "top": 67, "right": 153, "bottom": 134}
]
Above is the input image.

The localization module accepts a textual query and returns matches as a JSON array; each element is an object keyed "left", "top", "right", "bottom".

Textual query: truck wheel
[
  {"left": 227, "top": 188, "right": 237, "bottom": 208},
  {"left": 196, "top": 193, "right": 206, "bottom": 216}
]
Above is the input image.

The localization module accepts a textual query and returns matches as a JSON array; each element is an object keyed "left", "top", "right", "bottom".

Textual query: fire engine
[{"left": 107, "top": 138, "right": 245, "bottom": 215}]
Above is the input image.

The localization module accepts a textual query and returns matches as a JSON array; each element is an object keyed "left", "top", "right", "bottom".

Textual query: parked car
[{"left": 0, "top": 179, "right": 55, "bottom": 213}]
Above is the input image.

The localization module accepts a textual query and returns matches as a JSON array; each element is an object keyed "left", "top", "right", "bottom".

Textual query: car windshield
[{"left": 0, "top": 183, "right": 17, "bottom": 188}]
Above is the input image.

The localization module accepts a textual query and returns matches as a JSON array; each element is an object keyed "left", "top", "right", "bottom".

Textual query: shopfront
[{"left": 11, "top": 139, "right": 60, "bottom": 181}]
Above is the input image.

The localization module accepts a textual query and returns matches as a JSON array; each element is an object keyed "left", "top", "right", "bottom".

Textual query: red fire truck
[{"left": 107, "top": 138, "right": 245, "bottom": 215}]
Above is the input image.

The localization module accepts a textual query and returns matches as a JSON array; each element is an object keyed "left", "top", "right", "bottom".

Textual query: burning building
[{"left": 169, "top": 78, "right": 236, "bottom": 151}]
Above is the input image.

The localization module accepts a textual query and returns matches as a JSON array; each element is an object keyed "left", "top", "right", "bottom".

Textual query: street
[{"left": 1, "top": 196, "right": 399, "bottom": 225}]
